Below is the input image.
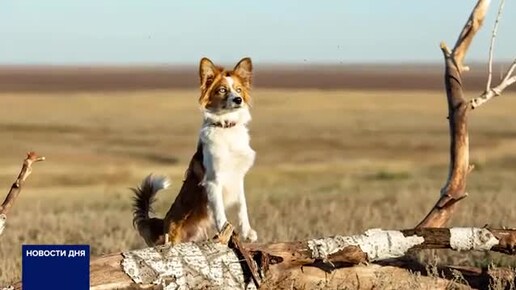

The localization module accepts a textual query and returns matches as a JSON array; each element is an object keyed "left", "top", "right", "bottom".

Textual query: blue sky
[{"left": 0, "top": 0, "right": 514, "bottom": 65}]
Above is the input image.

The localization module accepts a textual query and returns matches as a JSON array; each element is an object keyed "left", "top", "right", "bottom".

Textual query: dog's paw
[{"left": 242, "top": 228, "right": 258, "bottom": 242}]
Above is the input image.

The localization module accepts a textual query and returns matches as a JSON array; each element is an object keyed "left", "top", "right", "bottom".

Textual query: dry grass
[{"left": 0, "top": 89, "right": 515, "bottom": 285}]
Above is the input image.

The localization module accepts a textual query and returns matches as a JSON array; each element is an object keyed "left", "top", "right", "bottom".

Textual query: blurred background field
[{"left": 0, "top": 66, "right": 515, "bottom": 284}]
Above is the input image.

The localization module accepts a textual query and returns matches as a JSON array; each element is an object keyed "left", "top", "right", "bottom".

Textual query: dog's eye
[
  {"left": 218, "top": 87, "right": 227, "bottom": 94},
  {"left": 236, "top": 88, "right": 242, "bottom": 93}
]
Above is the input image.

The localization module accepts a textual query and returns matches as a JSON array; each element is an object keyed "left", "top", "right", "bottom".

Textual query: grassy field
[{"left": 0, "top": 88, "right": 515, "bottom": 285}]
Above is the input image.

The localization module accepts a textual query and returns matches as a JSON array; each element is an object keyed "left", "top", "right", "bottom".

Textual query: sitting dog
[{"left": 132, "top": 57, "right": 258, "bottom": 246}]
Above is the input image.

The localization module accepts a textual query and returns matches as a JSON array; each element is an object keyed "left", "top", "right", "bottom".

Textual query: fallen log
[{"left": 83, "top": 227, "right": 516, "bottom": 289}]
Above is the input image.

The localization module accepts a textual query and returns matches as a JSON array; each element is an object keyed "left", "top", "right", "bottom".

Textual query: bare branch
[
  {"left": 0, "top": 152, "right": 45, "bottom": 235},
  {"left": 506, "top": 59, "right": 516, "bottom": 80},
  {"left": 486, "top": 0, "right": 506, "bottom": 91},
  {"left": 469, "top": 0, "right": 516, "bottom": 109},
  {"left": 419, "top": 0, "right": 514, "bottom": 227},
  {"left": 440, "top": 42, "right": 452, "bottom": 57},
  {"left": 416, "top": 50, "right": 470, "bottom": 228},
  {"left": 452, "top": 0, "right": 491, "bottom": 72},
  {"left": 417, "top": 0, "right": 493, "bottom": 228},
  {"left": 471, "top": 59, "right": 516, "bottom": 109}
]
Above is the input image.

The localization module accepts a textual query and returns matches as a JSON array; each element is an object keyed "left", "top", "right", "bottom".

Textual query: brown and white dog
[{"left": 132, "top": 57, "right": 257, "bottom": 246}]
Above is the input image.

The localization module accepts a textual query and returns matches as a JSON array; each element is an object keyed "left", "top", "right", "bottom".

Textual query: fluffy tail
[{"left": 131, "top": 174, "right": 170, "bottom": 246}]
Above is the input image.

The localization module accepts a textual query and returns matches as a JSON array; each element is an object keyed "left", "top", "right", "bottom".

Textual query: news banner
[{"left": 21, "top": 245, "right": 90, "bottom": 290}]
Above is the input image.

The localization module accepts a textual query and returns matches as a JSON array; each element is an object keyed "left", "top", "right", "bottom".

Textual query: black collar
[{"left": 210, "top": 121, "right": 236, "bottom": 128}]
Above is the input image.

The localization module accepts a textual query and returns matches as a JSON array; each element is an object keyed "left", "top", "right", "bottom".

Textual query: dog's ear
[
  {"left": 233, "top": 57, "right": 253, "bottom": 88},
  {"left": 199, "top": 57, "right": 217, "bottom": 91}
]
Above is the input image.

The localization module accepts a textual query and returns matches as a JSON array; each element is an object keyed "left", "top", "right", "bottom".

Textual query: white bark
[
  {"left": 122, "top": 240, "right": 257, "bottom": 290},
  {"left": 449, "top": 227, "right": 499, "bottom": 251},
  {"left": 118, "top": 227, "right": 513, "bottom": 289},
  {"left": 308, "top": 228, "right": 424, "bottom": 262}
]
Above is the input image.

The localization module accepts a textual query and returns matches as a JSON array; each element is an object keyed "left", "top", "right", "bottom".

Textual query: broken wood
[
  {"left": 0, "top": 152, "right": 45, "bottom": 235},
  {"left": 87, "top": 257, "right": 467, "bottom": 290},
  {"left": 229, "top": 232, "right": 262, "bottom": 289},
  {"left": 9, "top": 259, "right": 512, "bottom": 290}
]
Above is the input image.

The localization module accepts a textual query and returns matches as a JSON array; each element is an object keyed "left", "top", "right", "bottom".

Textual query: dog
[{"left": 132, "top": 57, "right": 258, "bottom": 246}]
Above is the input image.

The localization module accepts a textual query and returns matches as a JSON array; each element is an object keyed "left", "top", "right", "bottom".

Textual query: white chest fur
[
  {"left": 199, "top": 107, "right": 257, "bottom": 240},
  {"left": 200, "top": 117, "right": 255, "bottom": 208},
  {"left": 200, "top": 124, "right": 256, "bottom": 177}
]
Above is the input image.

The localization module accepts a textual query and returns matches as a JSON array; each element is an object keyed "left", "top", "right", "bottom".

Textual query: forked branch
[
  {"left": 471, "top": 58, "right": 516, "bottom": 109},
  {"left": 470, "top": 0, "right": 516, "bottom": 109},
  {"left": 415, "top": 0, "right": 485, "bottom": 227},
  {"left": 417, "top": 0, "right": 515, "bottom": 228},
  {"left": 0, "top": 152, "right": 45, "bottom": 235}
]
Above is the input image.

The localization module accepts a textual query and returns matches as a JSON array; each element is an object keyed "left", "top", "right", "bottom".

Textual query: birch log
[{"left": 72, "top": 227, "right": 516, "bottom": 289}]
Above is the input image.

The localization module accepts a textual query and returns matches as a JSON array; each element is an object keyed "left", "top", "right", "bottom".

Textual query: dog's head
[{"left": 198, "top": 57, "right": 253, "bottom": 115}]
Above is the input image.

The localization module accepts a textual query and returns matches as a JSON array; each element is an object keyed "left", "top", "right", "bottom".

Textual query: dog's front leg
[
  {"left": 235, "top": 179, "right": 258, "bottom": 242},
  {"left": 204, "top": 178, "right": 229, "bottom": 232},
  {"left": 205, "top": 178, "right": 235, "bottom": 244}
]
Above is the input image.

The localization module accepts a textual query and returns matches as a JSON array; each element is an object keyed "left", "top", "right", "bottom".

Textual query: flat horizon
[
  {"left": 1, "top": 61, "right": 513, "bottom": 93},
  {"left": 0, "top": 61, "right": 512, "bottom": 68}
]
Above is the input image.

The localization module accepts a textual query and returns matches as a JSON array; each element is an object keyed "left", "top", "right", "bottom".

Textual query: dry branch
[
  {"left": 471, "top": 59, "right": 516, "bottom": 109},
  {"left": 452, "top": 0, "right": 490, "bottom": 72},
  {"left": 0, "top": 152, "right": 45, "bottom": 235},
  {"left": 415, "top": 0, "right": 488, "bottom": 227},
  {"left": 485, "top": 0, "right": 505, "bottom": 91},
  {"left": 470, "top": 0, "right": 516, "bottom": 109},
  {"left": 415, "top": 41, "right": 472, "bottom": 228},
  {"left": 417, "top": 0, "right": 515, "bottom": 228}
]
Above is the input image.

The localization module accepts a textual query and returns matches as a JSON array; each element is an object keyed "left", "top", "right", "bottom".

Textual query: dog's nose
[{"left": 233, "top": 97, "right": 242, "bottom": 105}]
